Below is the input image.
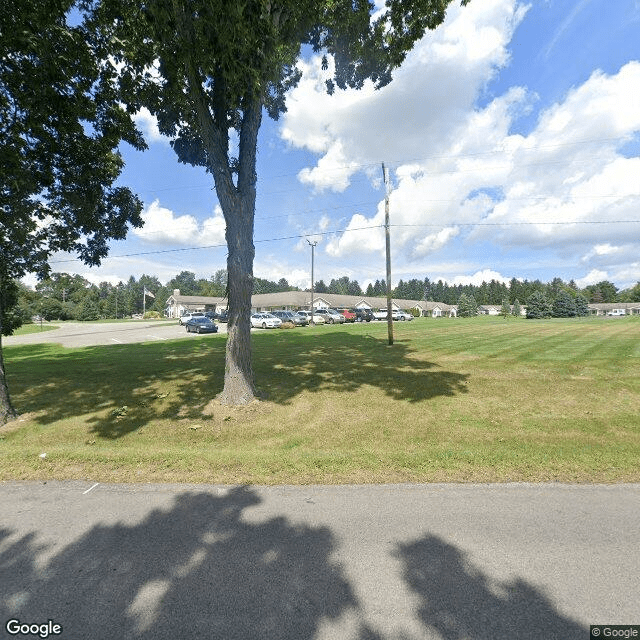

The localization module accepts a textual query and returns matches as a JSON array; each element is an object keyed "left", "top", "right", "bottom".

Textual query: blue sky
[{"left": 46, "top": 0, "right": 640, "bottom": 293}]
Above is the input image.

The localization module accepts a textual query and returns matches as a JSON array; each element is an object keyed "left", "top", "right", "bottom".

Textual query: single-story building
[
  {"left": 479, "top": 305, "right": 501, "bottom": 316},
  {"left": 165, "top": 289, "right": 434, "bottom": 318},
  {"left": 588, "top": 303, "right": 640, "bottom": 316},
  {"left": 165, "top": 289, "right": 635, "bottom": 319}
]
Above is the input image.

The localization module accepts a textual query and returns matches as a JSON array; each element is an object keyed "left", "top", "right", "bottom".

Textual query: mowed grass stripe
[{"left": 1, "top": 316, "right": 638, "bottom": 483}]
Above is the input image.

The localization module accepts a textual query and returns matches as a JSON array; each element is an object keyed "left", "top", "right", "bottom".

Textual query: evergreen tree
[
  {"left": 457, "top": 293, "right": 478, "bottom": 317},
  {"left": 574, "top": 294, "right": 590, "bottom": 317},
  {"left": 500, "top": 298, "right": 511, "bottom": 318},
  {"left": 512, "top": 299, "right": 522, "bottom": 317},
  {"left": 75, "top": 298, "right": 101, "bottom": 321},
  {"left": 552, "top": 291, "right": 577, "bottom": 317},
  {"left": 347, "top": 280, "right": 363, "bottom": 296},
  {"left": 526, "top": 291, "right": 552, "bottom": 319}
]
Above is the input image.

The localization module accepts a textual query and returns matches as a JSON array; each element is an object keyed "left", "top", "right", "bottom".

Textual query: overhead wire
[{"left": 48, "top": 218, "right": 640, "bottom": 265}]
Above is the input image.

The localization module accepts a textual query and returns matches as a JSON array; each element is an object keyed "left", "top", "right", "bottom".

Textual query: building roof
[
  {"left": 166, "top": 290, "right": 432, "bottom": 310},
  {"left": 588, "top": 302, "right": 640, "bottom": 310}
]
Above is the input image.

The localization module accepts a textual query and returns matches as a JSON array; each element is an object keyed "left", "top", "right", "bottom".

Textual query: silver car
[
  {"left": 272, "top": 310, "right": 308, "bottom": 326},
  {"left": 316, "top": 308, "right": 345, "bottom": 324}
]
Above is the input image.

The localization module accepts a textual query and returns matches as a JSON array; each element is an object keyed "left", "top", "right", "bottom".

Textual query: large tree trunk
[
  {"left": 215, "top": 95, "right": 262, "bottom": 405},
  {"left": 0, "top": 337, "right": 17, "bottom": 426},
  {"left": 217, "top": 197, "right": 257, "bottom": 404}
]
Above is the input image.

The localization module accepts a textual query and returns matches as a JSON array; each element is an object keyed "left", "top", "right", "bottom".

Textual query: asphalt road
[
  {"left": 1, "top": 481, "right": 638, "bottom": 640},
  {"left": 3, "top": 320, "right": 227, "bottom": 348}
]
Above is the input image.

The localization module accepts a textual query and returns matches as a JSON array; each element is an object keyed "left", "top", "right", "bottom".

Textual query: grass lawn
[
  {"left": 1, "top": 316, "right": 638, "bottom": 484},
  {"left": 12, "top": 323, "right": 60, "bottom": 335}
]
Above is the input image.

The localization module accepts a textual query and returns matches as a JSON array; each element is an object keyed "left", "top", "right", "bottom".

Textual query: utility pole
[
  {"left": 383, "top": 162, "right": 393, "bottom": 346},
  {"left": 307, "top": 239, "right": 317, "bottom": 325}
]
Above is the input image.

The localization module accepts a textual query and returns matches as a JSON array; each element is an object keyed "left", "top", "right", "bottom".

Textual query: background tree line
[{"left": 13, "top": 271, "right": 640, "bottom": 324}]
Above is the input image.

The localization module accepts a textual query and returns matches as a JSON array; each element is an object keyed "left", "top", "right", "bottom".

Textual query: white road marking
[
  {"left": 83, "top": 483, "right": 100, "bottom": 495},
  {"left": 147, "top": 335, "right": 166, "bottom": 340},
  {"left": 111, "top": 338, "right": 123, "bottom": 343}
]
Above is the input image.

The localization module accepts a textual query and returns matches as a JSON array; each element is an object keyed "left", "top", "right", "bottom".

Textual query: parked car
[
  {"left": 395, "top": 310, "right": 414, "bottom": 321},
  {"left": 204, "top": 311, "right": 219, "bottom": 320},
  {"left": 336, "top": 308, "right": 356, "bottom": 323},
  {"left": 179, "top": 312, "right": 205, "bottom": 325},
  {"left": 250, "top": 313, "right": 282, "bottom": 329},
  {"left": 353, "top": 308, "right": 374, "bottom": 322},
  {"left": 271, "top": 310, "right": 308, "bottom": 326},
  {"left": 185, "top": 317, "right": 218, "bottom": 333},
  {"left": 296, "top": 310, "right": 325, "bottom": 324},
  {"left": 373, "top": 308, "right": 389, "bottom": 320},
  {"left": 217, "top": 311, "right": 229, "bottom": 322},
  {"left": 316, "top": 308, "right": 345, "bottom": 324}
]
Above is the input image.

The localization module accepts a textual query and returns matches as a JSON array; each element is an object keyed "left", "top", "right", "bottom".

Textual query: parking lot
[{"left": 3, "top": 320, "right": 228, "bottom": 349}]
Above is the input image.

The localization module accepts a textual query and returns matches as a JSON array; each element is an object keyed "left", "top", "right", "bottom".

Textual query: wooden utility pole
[
  {"left": 382, "top": 163, "right": 393, "bottom": 345},
  {"left": 307, "top": 239, "right": 318, "bottom": 325}
]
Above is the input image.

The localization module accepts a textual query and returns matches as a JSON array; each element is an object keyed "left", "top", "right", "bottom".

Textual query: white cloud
[
  {"left": 580, "top": 243, "right": 639, "bottom": 268},
  {"left": 412, "top": 227, "right": 461, "bottom": 258},
  {"left": 133, "top": 108, "right": 170, "bottom": 145},
  {"left": 279, "top": 0, "right": 640, "bottom": 290},
  {"left": 576, "top": 269, "right": 610, "bottom": 287},
  {"left": 449, "top": 269, "right": 511, "bottom": 286},
  {"left": 325, "top": 212, "right": 385, "bottom": 257},
  {"left": 133, "top": 200, "right": 226, "bottom": 247},
  {"left": 282, "top": 0, "right": 527, "bottom": 192}
]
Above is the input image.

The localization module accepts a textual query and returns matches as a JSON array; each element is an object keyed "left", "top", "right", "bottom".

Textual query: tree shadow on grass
[
  {"left": 4, "top": 330, "right": 468, "bottom": 439},
  {"left": 0, "top": 487, "right": 356, "bottom": 639},
  {"left": 4, "top": 339, "right": 226, "bottom": 438},
  {"left": 254, "top": 330, "right": 469, "bottom": 405},
  {"left": 396, "top": 534, "right": 587, "bottom": 640}
]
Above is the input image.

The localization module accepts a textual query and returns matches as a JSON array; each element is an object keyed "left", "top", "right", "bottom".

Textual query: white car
[
  {"left": 250, "top": 313, "right": 282, "bottom": 329},
  {"left": 395, "top": 310, "right": 414, "bottom": 321},
  {"left": 296, "top": 310, "right": 325, "bottom": 324}
]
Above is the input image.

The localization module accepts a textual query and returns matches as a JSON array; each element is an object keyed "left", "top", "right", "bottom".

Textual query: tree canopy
[
  {"left": 82, "top": 0, "right": 469, "bottom": 404},
  {"left": 1, "top": 0, "right": 145, "bottom": 287},
  {"left": 0, "top": 0, "right": 145, "bottom": 423}
]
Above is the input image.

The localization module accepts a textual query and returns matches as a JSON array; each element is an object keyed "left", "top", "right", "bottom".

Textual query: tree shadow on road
[
  {"left": 0, "top": 487, "right": 356, "bottom": 640},
  {"left": 395, "top": 534, "right": 587, "bottom": 640},
  {"left": 0, "top": 488, "right": 591, "bottom": 640}
]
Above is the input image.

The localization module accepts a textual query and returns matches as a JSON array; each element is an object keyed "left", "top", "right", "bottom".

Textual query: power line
[
  {"left": 392, "top": 219, "right": 640, "bottom": 228},
  {"left": 48, "top": 225, "right": 385, "bottom": 264},
  {"left": 48, "top": 218, "right": 640, "bottom": 265}
]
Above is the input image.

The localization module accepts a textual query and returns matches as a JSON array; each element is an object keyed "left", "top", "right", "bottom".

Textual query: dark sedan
[{"left": 185, "top": 317, "right": 218, "bottom": 334}]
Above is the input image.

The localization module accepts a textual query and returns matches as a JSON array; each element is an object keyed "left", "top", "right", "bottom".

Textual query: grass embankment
[
  {"left": 12, "top": 323, "right": 60, "bottom": 335},
  {"left": 1, "top": 316, "right": 638, "bottom": 484}
]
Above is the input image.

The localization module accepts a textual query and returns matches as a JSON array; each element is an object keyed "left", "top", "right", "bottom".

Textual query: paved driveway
[
  {"left": 0, "top": 481, "right": 638, "bottom": 640},
  {"left": 3, "top": 320, "right": 227, "bottom": 348}
]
